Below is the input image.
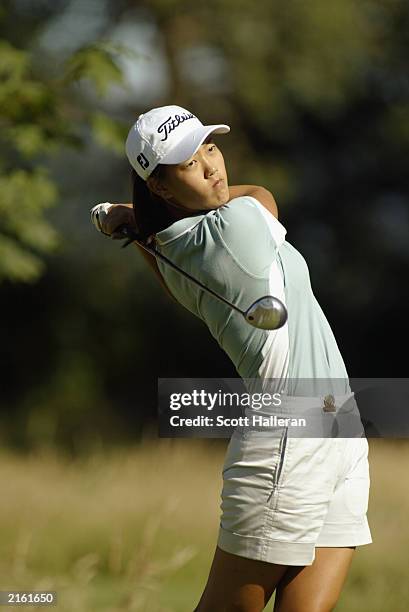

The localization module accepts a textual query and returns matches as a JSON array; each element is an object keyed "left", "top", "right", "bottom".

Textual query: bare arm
[
  {"left": 228, "top": 185, "right": 279, "bottom": 219},
  {"left": 131, "top": 241, "right": 178, "bottom": 303},
  {"left": 100, "top": 203, "right": 178, "bottom": 304}
]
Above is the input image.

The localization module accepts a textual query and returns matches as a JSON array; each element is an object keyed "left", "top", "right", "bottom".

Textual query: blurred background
[{"left": 0, "top": 0, "right": 408, "bottom": 610}]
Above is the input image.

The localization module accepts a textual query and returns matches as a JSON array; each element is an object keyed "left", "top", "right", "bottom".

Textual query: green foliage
[
  {"left": 91, "top": 112, "right": 128, "bottom": 155},
  {"left": 0, "top": 39, "right": 61, "bottom": 282},
  {"left": 0, "top": 40, "right": 28, "bottom": 82},
  {"left": 63, "top": 42, "right": 124, "bottom": 97},
  {"left": 0, "top": 236, "right": 45, "bottom": 282},
  {"left": 0, "top": 35, "right": 130, "bottom": 284},
  {"left": 0, "top": 41, "right": 54, "bottom": 131},
  {"left": 0, "top": 169, "right": 58, "bottom": 282},
  {"left": 201, "top": 0, "right": 381, "bottom": 125}
]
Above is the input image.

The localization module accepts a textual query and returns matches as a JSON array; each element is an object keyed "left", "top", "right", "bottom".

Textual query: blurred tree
[
  {"left": 0, "top": 39, "right": 61, "bottom": 282},
  {"left": 0, "top": 11, "right": 128, "bottom": 283}
]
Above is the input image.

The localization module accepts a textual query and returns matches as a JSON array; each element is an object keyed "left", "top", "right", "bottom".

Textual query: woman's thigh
[
  {"left": 194, "top": 545, "right": 289, "bottom": 612},
  {"left": 272, "top": 546, "right": 356, "bottom": 612}
]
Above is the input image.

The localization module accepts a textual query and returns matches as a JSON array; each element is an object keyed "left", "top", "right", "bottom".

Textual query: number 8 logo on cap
[{"left": 137, "top": 153, "right": 150, "bottom": 170}]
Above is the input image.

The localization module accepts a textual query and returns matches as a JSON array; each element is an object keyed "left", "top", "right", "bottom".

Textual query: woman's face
[{"left": 147, "top": 138, "right": 230, "bottom": 213}]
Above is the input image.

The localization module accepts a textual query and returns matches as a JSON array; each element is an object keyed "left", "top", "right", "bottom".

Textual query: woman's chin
[{"left": 212, "top": 191, "right": 230, "bottom": 209}]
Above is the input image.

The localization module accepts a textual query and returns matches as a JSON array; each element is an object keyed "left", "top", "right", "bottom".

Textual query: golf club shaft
[{"left": 120, "top": 225, "right": 246, "bottom": 316}]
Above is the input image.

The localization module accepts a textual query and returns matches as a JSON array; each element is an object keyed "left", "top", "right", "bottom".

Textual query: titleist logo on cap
[{"left": 157, "top": 112, "right": 196, "bottom": 142}]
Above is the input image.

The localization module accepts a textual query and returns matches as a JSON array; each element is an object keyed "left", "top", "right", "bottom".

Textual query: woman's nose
[{"left": 205, "top": 165, "right": 218, "bottom": 178}]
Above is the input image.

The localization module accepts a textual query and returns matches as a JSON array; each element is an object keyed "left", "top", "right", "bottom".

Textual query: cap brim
[{"left": 159, "top": 124, "right": 230, "bottom": 165}]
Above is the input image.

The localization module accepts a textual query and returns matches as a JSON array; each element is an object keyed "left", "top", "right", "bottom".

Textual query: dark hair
[{"left": 131, "top": 165, "right": 175, "bottom": 243}]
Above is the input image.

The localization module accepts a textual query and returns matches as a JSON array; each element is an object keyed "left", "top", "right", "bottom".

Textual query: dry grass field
[{"left": 0, "top": 438, "right": 408, "bottom": 611}]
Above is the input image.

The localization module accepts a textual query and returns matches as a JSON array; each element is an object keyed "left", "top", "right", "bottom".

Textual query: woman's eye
[
  {"left": 182, "top": 160, "right": 195, "bottom": 168},
  {"left": 208, "top": 145, "right": 216, "bottom": 152}
]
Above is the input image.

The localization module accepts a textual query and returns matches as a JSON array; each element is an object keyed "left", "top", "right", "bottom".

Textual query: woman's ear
[{"left": 146, "top": 175, "right": 172, "bottom": 199}]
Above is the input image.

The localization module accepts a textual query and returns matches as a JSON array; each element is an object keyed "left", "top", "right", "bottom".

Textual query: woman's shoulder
[{"left": 213, "top": 195, "right": 287, "bottom": 250}]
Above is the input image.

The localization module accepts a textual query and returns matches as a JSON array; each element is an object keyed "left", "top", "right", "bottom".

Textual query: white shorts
[{"left": 217, "top": 398, "right": 372, "bottom": 566}]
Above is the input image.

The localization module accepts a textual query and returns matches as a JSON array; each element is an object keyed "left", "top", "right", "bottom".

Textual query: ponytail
[{"left": 131, "top": 166, "right": 175, "bottom": 243}]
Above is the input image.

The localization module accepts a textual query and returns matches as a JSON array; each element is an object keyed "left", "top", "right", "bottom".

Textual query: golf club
[{"left": 117, "top": 225, "right": 288, "bottom": 330}]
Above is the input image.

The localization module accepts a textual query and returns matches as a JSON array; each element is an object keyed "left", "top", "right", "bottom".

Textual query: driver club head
[{"left": 245, "top": 296, "right": 288, "bottom": 330}]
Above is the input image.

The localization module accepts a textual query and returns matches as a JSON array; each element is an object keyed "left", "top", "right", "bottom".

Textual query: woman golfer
[{"left": 91, "top": 105, "right": 372, "bottom": 612}]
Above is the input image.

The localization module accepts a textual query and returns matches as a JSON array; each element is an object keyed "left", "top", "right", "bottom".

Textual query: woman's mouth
[{"left": 212, "top": 179, "right": 223, "bottom": 188}]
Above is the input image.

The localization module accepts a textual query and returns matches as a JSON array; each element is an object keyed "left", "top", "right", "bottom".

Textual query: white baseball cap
[{"left": 125, "top": 104, "right": 230, "bottom": 181}]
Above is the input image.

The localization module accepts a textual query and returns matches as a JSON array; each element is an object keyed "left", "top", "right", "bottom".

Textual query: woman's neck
[{"left": 164, "top": 199, "right": 206, "bottom": 221}]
